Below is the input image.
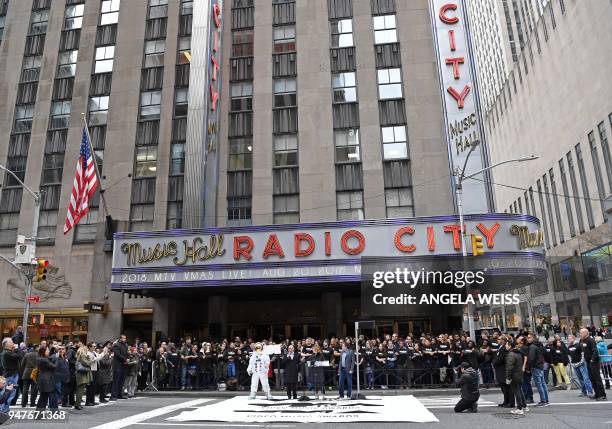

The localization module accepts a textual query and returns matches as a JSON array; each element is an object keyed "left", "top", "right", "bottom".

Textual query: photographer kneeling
[{"left": 454, "top": 361, "right": 479, "bottom": 413}]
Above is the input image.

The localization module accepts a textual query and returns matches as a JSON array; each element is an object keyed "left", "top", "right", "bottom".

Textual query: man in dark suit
[
  {"left": 110, "top": 335, "right": 129, "bottom": 400},
  {"left": 337, "top": 342, "right": 355, "bottom": 399},
  {"left": 282, "top": 344, "right": 300, "bottom": 399}
]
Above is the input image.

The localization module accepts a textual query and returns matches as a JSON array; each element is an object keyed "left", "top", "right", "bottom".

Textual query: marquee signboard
[
  {"left": 429, "top": 0, "right": 491, "bottom": 213},
  {"left": 111, "top": 214, "right": 545, "bottom": 290}
]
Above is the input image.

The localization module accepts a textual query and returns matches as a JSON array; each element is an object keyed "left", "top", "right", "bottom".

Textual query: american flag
[{"left": 63, "top": 127, "right": 99, "bottom": 234}]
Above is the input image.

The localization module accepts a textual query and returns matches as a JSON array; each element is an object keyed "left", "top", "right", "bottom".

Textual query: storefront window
[
  {"left": 582, "top": 242, "right": 612, "bottom": 285},
  {"left": 1, "top": 316, "right": 88, "bottom": 345}
]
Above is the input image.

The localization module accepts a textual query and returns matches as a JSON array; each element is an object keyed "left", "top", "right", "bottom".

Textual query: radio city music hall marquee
[
  {"left": 111, "top": 215, "right": 545, "bottom": 290},
  {"left": 429, "top": 0, "right": 489, "bottom": 213}
]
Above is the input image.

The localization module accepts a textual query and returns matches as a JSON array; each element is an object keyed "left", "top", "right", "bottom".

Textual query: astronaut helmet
[{"left": 254, "top": 343, "right": 263, "bottom": 352}]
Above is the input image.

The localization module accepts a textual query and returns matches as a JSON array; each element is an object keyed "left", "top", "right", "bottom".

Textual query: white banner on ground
[{"left": 169, "top": 395, "right": 439, "bottom": 423}]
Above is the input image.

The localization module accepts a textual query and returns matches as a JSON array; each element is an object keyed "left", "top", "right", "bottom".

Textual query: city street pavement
[{"left": 2, "top": 388, "right": 610, "bottom": 429}]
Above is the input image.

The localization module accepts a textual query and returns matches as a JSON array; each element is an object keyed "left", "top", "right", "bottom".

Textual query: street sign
[
  {"left": 27, "top": 295, "right": 40, "bottom": 303},
  {"left": 84, "top": 302, "right": 106, "bottom": 313},
  {"left": 15, "top": 241, "right": 35, "bottom": 264}
]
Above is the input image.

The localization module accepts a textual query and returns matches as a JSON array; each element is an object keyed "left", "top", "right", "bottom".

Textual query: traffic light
[
  {"left": 471, "top": 234, "right": 485, "bottom": 256},
  {"left": 33, "top": 258, "right": 49, "bottom": 282}
]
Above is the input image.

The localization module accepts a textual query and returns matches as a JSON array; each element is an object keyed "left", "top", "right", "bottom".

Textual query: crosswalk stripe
[{"left": 88, "top": 399, "right": 212, "bottom": 429}]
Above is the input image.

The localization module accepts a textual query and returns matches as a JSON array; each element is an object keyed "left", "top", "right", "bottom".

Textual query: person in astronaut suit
[{"left": 247, "top": 343, "right": 273, "bottom": 400}]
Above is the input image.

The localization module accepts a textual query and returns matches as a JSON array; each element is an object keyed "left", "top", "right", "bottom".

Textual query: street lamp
[
  {"left": 454, "top": 143, "right": 538, "bottom": 340},
  {"left": 0, "top": 164, "right": 41, "bottom": 345}
]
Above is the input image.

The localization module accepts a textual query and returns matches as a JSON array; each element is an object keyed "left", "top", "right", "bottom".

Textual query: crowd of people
[{"left": 0, "top": 324, "right": 610, "bottom": 420}]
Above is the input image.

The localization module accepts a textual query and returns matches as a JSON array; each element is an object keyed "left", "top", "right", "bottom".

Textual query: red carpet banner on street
[{"left": 169, "top": 395, "right": 439, "bottom": 423}]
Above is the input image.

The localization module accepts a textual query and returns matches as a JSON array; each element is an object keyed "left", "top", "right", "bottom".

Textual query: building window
[
  {"left": 273, "top": 135, "right": 297, "bottom": 167},
  {"left": 542, "top": 174, "right": 557, "bottom": 246},
  {"left": 144, "top": 40, "right": 165, "bottom": 68},
  {"left": 382, "top": 125, "right": 407, "bottom": 160},
  {"left": 273, "top": 78, "right": 296, "bottom": 108},
  {"left": 332, "top": 72, "right": 357, "bottom": 103},
  {"left": 37, "top": 210, "right": 58, "bottom": 244},
  {"left": 174, "top": 88, "right": 188, "bottom": 117},
  {"left": 334, "top": 129, "right": 360, "bottom": 163},
  {"left": 273, "top": 25, "right": 296, "bottom": 53},
  {"left": 148, "top": 0, "right": 168, "bottom": 19},
  {"left": 558, "top": 159, "right": 576, "bottom": 237},
  {"left": 94, "top": 46, "right": 115, "bottom": 74},
  {"left": 135, "top": 147, "right": 158, "bottom": 177},
  {"left": 385, "top": 187, "right": 414, "bottom": 218},
  {"left": 575, "top": 143, "right": 595, "bottom": 228},
  {"left": 57, "top": 50, "right": 78, "bottom": 78},
  {"left": 273, "top": 194, "right": 299, "bottom": 224},
  {"left": 100, "top": 0, "right": 121, "bottom": 26},
  {"left": 50, "top": 101, "right": 71, "bottom": 129},
  {"left": 377, "top": 68, "right": 402, "bottom": 100},
  {"left": 549, "top": 169, "right": 565, "bottom": 243},
  {"left": 373, "top": 14, "right": 397, "bottom": 44},
  {"left": 331, "top": 18, "right": 353, "bottom": 48},
  {"left": 73, "top": 209, "right": 98, "bottom": 242},
  {"left": 170, "top": 143, "right": 185, "bottom": 175},
  {"left": 88, "top": 96, "right": 109, "bottom": 126},
  {"left": 232, "top": 29, "right": 254, "bottom": 57},
  {"left": 566, "top": 152, "right": 585, "bottom": 233},
  {"left": 130, "top": 204, "right": 154, "bottom": 232},
  {"left": 598, "top": 120, "right": 612, "bottom": 191},
  {"left": 42, "top": 154, "right": 64, "bottom": 185},
  {"left": 0, "top": 212, "right": 19, "bottom": 247},
  {"left": 227, "top": 197, "right": 251, "bottom": 222},
  {"left": 140, "top": 91, "right": 162, "bottom": 120},
  {"left": 177, "top": 36, "right": 191, "bottom": 64},
  {"left": 181, "top": 0, "right": 193, "bottom": 16},
  {"left": 337, "top": 191, "right": 364, "bottom": 220},
  {"left": 230, "top": 81, "right": 253, "bottom": 111},
  {"left": 30, "top": 10, "right": 49, "bottom": 35},
  {"left": 65, "top": 3, "right": 84, "bottom": 30},
  {"left": 229, "top": 138, "right": 253, "bottom": 170},
  {"left": 167, "top": 201, "right": 182, "bottom": 229},
  {"left": 588, "top": 131, "right": 606, "bottom": 211},
  {"left": 22, "top": 55, "right": 42, "bottom": 82},
  {"left": 14, "top": 104, "right": 34, "bottom": 133}
]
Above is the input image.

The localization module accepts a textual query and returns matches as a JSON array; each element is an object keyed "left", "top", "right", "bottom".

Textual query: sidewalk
[{"left": 139, "top": 386, "right": 465, "bottom": 398}]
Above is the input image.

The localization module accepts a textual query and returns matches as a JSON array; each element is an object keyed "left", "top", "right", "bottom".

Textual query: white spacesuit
[{"left": 247, "top": 344, "right": 272, "bottom": 399}]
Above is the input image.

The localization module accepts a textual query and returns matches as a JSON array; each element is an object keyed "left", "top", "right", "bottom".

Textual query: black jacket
[
  {"left": 492, "top": 346, "right": 508, "bottom": 383},
  {"left": 457, "top": 367, "right": 480, "bottom": 401},
  {"left": 21, "top": 351, "right": 38, "bottom": 380},
  {"left": 53, "top": 355, "right": 70, "bottom": 384},
  {"left": 36, "top": 357, "right": 56, "bottom": 393},
  {"left": 580, "top": 337, "right": 599, "bottom": 363},
  {"left": 505, "top": 349, "right": 523, "bottom": 383},
  {"left": 527, "top": 341, "right": 544, "bottom": 370},
  {"left": 282, "top": 352, "right": 301, "bottom": 383},
  {"left": 113, "top": 341, "right": 129, "bottom": 366},
  {"left": 1, "top": 349, "right": 22, "bottom": 377},
  {"left": 551, "top": 344, "right": 569, "bottom": 365}
]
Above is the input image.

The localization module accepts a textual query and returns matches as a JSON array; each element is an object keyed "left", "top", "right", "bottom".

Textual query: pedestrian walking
[
  {"left": 20, "top": 345, "right": 39, "bottom": 407},
  {"left": 74, "top": 344, "right": 93, "bottom": 410},
  {"left": 527, "top": 333, "right": 549, "bottom": 407},
  {"left": 579, "top": 329, "right": 607, "bottom": 401},
  {"left": 505, "top": 341, "right": 527, "bottom": 415},
  {"left": 35, "top": 345, "right": 56, "bottom": 411}
]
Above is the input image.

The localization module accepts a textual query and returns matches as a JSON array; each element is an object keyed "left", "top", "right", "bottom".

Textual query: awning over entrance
[{"left": 111, "top": 213, "right": 546, "bottom": 292}]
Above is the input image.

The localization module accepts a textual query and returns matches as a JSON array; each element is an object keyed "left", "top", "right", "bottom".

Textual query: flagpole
[{"left": 81, "top": 113, "right": 109, "bottom": 216}]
